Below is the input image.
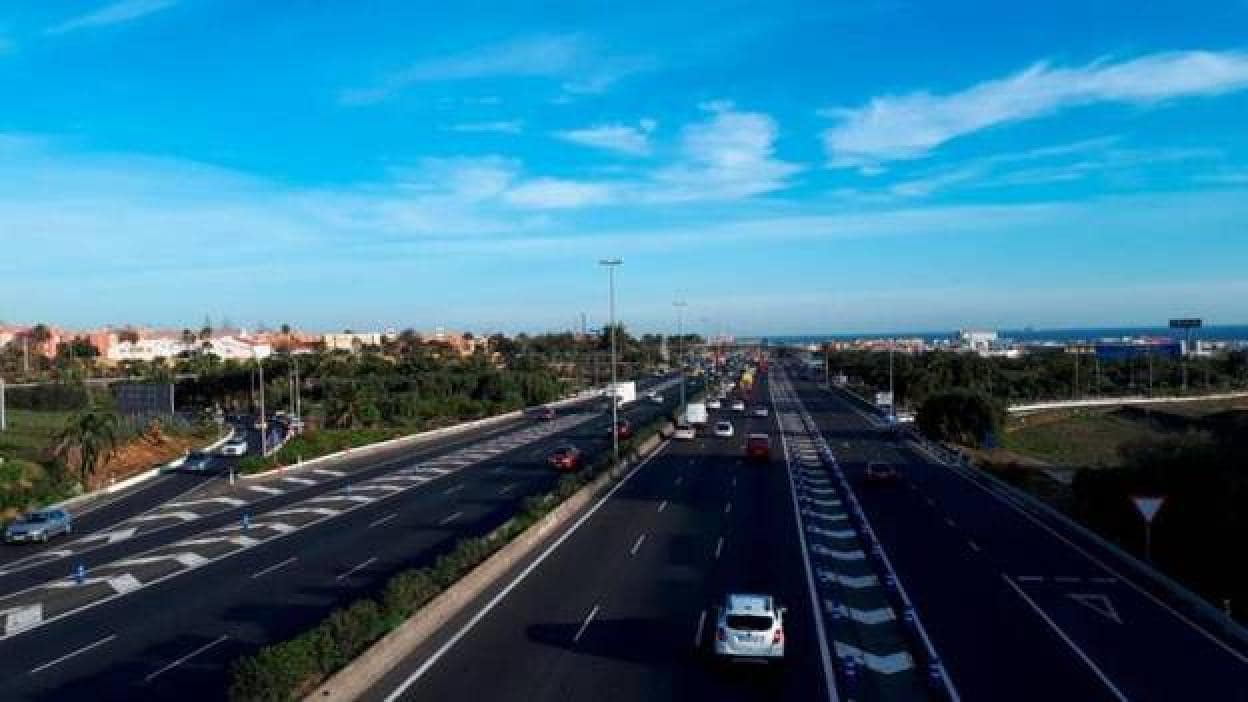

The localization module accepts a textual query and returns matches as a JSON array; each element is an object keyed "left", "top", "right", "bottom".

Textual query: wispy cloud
[
  {"left": 446, "top": 120, "right": 524, "bottom": 134},
  {"left": 650, "top": 101, "right": 801, "bottom": 201},
  {"left": 46, "top": 0, "right": 178, "bottom": 35},
  {"left": 342, "top": 34, "right": 651, "bottom": 105},
  {"left": 503, "top": 178, "right": 614, "bottom": 209},
  {"left": 556, "top": 119, "right": 656, "bottom": 156},
  {"left": 822, "top": 50, "right": 1248, "bottom": 170}
]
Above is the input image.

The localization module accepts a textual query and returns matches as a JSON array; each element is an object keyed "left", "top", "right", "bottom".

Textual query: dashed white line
[
  {"left": 438, "top": 511, "right": 463, "bottom": 526},
  {"left": 714, "top": 536, "right": 725, "bottom": 559},
  {"left": 724, "top": 502, "right": 733, "bottom": 514},
  {"left": 630, "top": 534, "right": 647, "bottom": 556},
  {"left": 30, "top": 634, "right": 117, "bottom": 674},
  {"left": 1017, "top": 576, "right": 1045, "bottom": 582},
  {"left": 967, "top": 540, "right": 981, "bottom": 552},
  {"left": 336, "top": 556, "right": 378, "bottom": 582},
  {"left": 945, "top": 517, "right": 958, "bottom": 528},
  {"left": 498, "top": 483, "right": 516, "bottom": 496},
  {"left": 658, "top": 500, "right": 668, "bottom": 513},
  {"left": 694, "top": 609, "right": 708, "bottom": 648},
  {"left": 144, "top": 634, "right": 229, "bottom": 683},
  {"left": 368, "top": 513, "right": 398, "bottom": 529},
  {"left": 573, "top": 604, "right": 600, "bottom": 643},
  {"left": 250, "top": 557, "right": 297, "bottom": 579}
]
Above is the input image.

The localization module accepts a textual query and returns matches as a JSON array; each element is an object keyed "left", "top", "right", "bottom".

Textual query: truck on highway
[
  {"left": 684, "top": 401, "right": 709, "bottom": 427},
  {"left": 604, "top": 381, "right": 637, "bottom": 406}
]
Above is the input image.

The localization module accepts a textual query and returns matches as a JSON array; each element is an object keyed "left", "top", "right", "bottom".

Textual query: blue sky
[{"left": 2, "top": 0, "right": 1247, "bottom": 335}]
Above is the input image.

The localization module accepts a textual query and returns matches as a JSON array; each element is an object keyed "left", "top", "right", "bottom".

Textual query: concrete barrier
[
  {"left": 52, "top": 426, "right": 236, "bottom": 513},
  {"left": 304, "top": 429, "right": 670, "bottom": 702},
  {"left": 1008, "top": 391, "right": 1248, "bottom": 414}
]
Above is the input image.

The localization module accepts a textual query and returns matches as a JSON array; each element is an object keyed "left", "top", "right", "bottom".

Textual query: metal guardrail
[{"left": 821, "top": 380, "right": 1248, "bottom": 654}]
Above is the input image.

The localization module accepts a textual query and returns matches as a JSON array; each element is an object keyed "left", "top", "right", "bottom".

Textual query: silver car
[
  {"left": 5, "top": 509, "right": 73, "bottom": 544},
  {"left": 221, "top": 437, "right": 249, "bottom": 456},
  {"left": 713, "top": 593, "right": 785, "bottom": 662}
]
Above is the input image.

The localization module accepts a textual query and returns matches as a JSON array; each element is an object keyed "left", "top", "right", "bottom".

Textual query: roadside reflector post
[
  {"left": 73, "top": 563, "right": 86, "bottom": 585},
  {"left": 242, "top": 513, "right": 251, "bottom": 532}
]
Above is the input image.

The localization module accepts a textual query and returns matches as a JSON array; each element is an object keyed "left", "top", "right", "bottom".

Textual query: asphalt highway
[
  {"left": 791, "top": 371, "right": 1248, "bottom": 702},
  {"left": 369, "top": 373, "right": 832, "bottom": 702},
  {"left": 0, "top": 378, "right": 681, "bottom": 701}
]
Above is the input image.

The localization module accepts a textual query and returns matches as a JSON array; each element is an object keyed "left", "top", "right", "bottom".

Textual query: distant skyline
[{"left": 2, "top": 1, "right": 1247, "bottom": 334}]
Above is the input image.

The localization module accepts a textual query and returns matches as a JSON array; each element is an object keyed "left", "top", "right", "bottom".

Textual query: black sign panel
[
  {"left": 1169, "top": 319, "right": 1203, "bottom": 329},
  {"left": 114, "top": 382, "right": 173, "bottom": 417}
]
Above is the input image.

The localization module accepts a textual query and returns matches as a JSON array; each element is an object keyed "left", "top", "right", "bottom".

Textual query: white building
[
  {"left": 957, "top": 329, "right": 999, "bottom": 354},
  {"left": 108, "top": 335, "right": 270, "bottom": 362},
  {"left": 323, "top": 332, "right": 384, "bottom": 352}
]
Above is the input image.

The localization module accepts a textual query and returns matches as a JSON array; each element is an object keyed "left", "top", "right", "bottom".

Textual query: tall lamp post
[
  {"left": 600, "top": 258, "right": 622, "bottom": 467},
  {"left": 256, "top": 352, "right": 267, "bottom": 456},
  {"left": 674, "top": 301, "right": 687, "bottom": 416}
]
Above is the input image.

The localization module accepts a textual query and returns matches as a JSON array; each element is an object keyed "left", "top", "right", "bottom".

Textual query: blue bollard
[
  {"left": 73, "top": 563, "right": 86, "bottom": 585},
  {"left": 345, "top": 482, "right": 352, "bottom": 497}
]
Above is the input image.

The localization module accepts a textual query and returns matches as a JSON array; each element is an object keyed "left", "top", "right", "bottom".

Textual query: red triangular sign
[{"left": 1131, "top": 496, "right": 1165, "bottom": 523}]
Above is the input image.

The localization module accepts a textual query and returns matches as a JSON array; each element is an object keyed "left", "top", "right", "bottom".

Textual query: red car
[
  {"left": 745, "top": 434, "right": 771, "bottom": 463},
  {"left": 608, "top": 419, "right": 633, "bottom": 439},
  {"left": 548, "top": 444, "right": 583, "bottom": 471},
  {"left": 864, "top": 461, "right": 900, "bottom": 484}
]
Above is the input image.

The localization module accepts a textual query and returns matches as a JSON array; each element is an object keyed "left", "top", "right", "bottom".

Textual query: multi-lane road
[
  {"left": 4, "top": 362, "right": 1246, "bottom": 701},
  {"left": 0, "top": 377, "right": 682, "bottom": 701}
]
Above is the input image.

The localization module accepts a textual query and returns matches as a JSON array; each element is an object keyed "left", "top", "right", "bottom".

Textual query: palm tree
[{"left": 55, "top": 405, "right": 120, "bottom": 489}]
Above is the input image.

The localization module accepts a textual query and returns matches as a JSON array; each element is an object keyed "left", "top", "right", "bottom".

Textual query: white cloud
[
  {"left": 0, "top": 37, "right": 13, "bottom": 55},
  {"left": 822, "top": 50, "right": 1248, "bottom": 168},
  {"left": 343, "top": 34, "right": 651, "bottom": 105},
  {"left": 446, "top": 121, "right": 524, "bottom": 134},
  {"left": 556, "top": 120, "right": 656, "bottom": 156},
  {"left": 46, "top": 0, "right": 178, "bottom": 35},
  {"left": 651, "top": 101, "right": 801, "bottom": 201},
  {"left": 503, "top": 178, "right": 614, "bottom": 209}
]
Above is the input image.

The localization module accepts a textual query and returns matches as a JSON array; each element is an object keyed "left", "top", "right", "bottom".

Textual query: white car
[
  {"left": 648, "top": 393, "right": 664, "bottom": 404},
  {"left": 749, "top": 406, "right": 769, "bottom": 418},
  {"left": 707, "top": 399, "right": 722, "bottom": 410},
  {"left": 731, "top": 400, "right": 746, "bottom": 412},
  {"left": 713, "top": 421, "right": 734, "bottom": 438},
  {"left": 673, "top": 423, "right": 696, "bottom": 440},
  {"left": 713, "top": 593, "right": 785, "bottom": 662},
  {"left": 220, "top": 437, "right": 249, "bottom": 456}
]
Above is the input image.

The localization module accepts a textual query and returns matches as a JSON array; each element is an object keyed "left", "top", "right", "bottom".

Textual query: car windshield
[
  {"left": 23, "top": 513, "right": 49, "bottom": 523},
  {"left": 726, "top": 615, "right": 774, "bottom": 631},
  {"left": 717, "top": 423, "right": 730, "bottom": 430}
]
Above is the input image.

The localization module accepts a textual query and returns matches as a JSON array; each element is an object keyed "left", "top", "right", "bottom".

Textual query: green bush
[{"left": 917, "top": 389, "right": 1003, "bottom": 448}]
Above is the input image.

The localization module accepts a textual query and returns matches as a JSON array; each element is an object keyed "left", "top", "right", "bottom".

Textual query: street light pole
[
  {"left": 600, "top": 258, "right": 622, "bottom": 467},
  {"left": 674, "top": 301, "right": 687, "bottom": 416},
  {"left": 257, "top": 355, "right": 267, "bottom": 456},
  {"left": 888, "top": 339, "right": 895, "bottom": 418}
]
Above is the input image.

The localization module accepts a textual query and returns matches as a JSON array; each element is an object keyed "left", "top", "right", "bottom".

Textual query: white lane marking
[
  {"left": 113, "top": 552, "right": 208, "bottom": 569},
  {"left": 132, "top": 511, "right": 199, "bottom": 523},
  {"left": 1056, "top": 576, "right": 1082, "bottom": 583},
  {"left": 380, "top": 441, "right": 670, "bottom": 701},
  {"left": 968, "top": 540, "right": 981, "bottom": 552},
  {"left": 1003, "top": 575, "right": 1128, "bottom": 701},
  {"left": 168, "top": 497, "right": 247, "bottom": 509},
  {"left": 694, "top": 609, "right": 708, "bottom": 648},
  {"left": 714, "top": 536, "right": 724, "bottom": 560},
  {"left": 251, "top": 557, "right": 297, "bottom": 579},
  {"left": 281, "top": 477, "right": 317, "bottom": 486},
  {"left": 77, "top": 527, "right": 138, "bottom": 545},
  {"left": 3, "top": 605, "right": 42, "bottom": 636},
  {"left": 368, "top": 513, "right": 398, "bottom": 529},
  {"left": 30, "top": 634, "right": 117, "bottom": 674},
  {"left": 731, "top": 476, "right": 738, "bottom": 488},
  {"left": 724, "top": 502, "right": 733, "bottom": 514},
  {"left": 311, "top": 468, "right": 346, "bottom": 478},
  {"left": 944, "top": 517, "right": 958, "bottom": 528},
  {"left": 630, "top": 534, "right": 647, "bottom": 556},
  {"left": 442, "top": 483, "right": 465, "bottom": 496},
  {"left": 270, "top": 507, "right": 339, "bottom": 518},
  {"left": 498, "top": 483, "right": 516, "bottom": 496},
  {"left": 438, "top": 511, "right": 463, "bottom": 526},
  {"left": 246, "top": 485, "right": 283, "bottom": 495},
  {"left": 573, "top": 604, "right": 600, "bottom": 643},
  {"left": 1018, "top": 576, "right": 1045, "bottom": 582},
  {"left": 657, "top": 500, "right": 668, "bottom": 513},
  {"left": 107, "top": 574, "right": 142, "bottom": 594},
  {"left": 336, "top": 556, "right": 378, "bottom": 582},
  {"left": 144, "top": 634, "right": 230, "bottom": 683},
  {"left": 939, "top": 456, "right": 1248, "bottom": 664}
]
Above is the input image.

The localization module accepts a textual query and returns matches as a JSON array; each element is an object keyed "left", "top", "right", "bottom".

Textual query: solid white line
[
  {"left": 724, "top": 502, "right": 733, "bottom": 514},
  {"left": 1018, "top": 576, "right": 1045, "bottom": 582},
  {"left": 714, "top": 536, "right": 725, "bottom": 560},
  {"left": 945, "top": 517, "right": 958, "bottom": 528},
  {"left": 968, "top": 540, "right": 981, "bottom": 553},
  {"left": 658, "top": 500, "right": 668, "bottom": 513},
  {"left": 944, "top": 461, "right": 1248, "bottom": 664},
  {"left": 497, "top": 483, "right": 516, "bottom": 496},
  {"left": 694, "top": 609, "right": 708, "bottom": 648},
  {"left": 573, "top": 604, "right": 600, "bottom": 643},
  {"left": 336, "top": 556, "right": 377, "bottom": 581},
  {"left": 30, "top": 634, "right": 116, "bottom": 674},
  {"left": 1002, "top": 575, "right": 1129, "bottom": 701},
  {"left": 630, "top": 534, "right": 646, "bottom": 556},
  {"left": 438, "top": 511, "right": 463, "bottom": 526},
  {"left": 380, "top": 440, "right": 671, "bottom": 702},
  {"left": 250, "top": 556, "right": 297, "bottom": 579},
  {"left": 144, "top": 634, "right": 229, "bottom": 683},
  {"left": 368, "top": 513, "right": 398, "bottom": 529}
]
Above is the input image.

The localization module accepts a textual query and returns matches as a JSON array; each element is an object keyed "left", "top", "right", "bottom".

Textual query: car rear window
[{"left": 726, "top": 614, "right": 774, "bottom": 631}]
